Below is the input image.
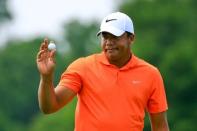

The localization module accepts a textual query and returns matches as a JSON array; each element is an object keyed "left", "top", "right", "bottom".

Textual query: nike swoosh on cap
[{"left": 105, "top": 19, "right": 117, "bottom": 22}]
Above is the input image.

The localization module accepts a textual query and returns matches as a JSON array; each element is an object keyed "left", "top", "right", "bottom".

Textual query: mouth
[{"left": 105, "top": 47, "right": 118, "bottom": 52}]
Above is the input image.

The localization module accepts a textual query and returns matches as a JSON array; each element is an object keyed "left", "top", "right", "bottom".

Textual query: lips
[
  {"left": 105, "top": 48, "right": 118, "bottom": 54},
  {"left": 105, "top": 47, "right": 118, "bottom": 51}
]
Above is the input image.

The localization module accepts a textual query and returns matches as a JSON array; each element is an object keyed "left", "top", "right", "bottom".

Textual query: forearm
[
  {"left": 150, "top": 112, "right": 169, "bottom": 131},
  {"left": 151, "top": 124, "right": 169, "bottom": 131},
  {"left": 38, "top": 75, "right": 59, "bottom": 114}
]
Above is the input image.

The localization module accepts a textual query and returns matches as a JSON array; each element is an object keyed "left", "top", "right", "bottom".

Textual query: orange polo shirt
[{"left": 58, "top": 52, "right": 168, "bottom": 131}]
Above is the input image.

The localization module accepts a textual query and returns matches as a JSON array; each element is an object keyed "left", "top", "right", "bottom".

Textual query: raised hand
[{"left": 36, "top": 38, "right": 56, "bottom": 77}]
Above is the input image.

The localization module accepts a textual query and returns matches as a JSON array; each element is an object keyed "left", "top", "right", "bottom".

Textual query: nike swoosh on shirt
[
  {"left": 132, "top": 80, "right": 141, "bottom": 84},
  {"left": 105, "top": 19, "right": 117, "bottom": 22}
]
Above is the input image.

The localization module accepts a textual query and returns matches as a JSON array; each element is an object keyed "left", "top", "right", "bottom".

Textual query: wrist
[{"left": 40, "top": 74, "right": 54, "bottom": 82}]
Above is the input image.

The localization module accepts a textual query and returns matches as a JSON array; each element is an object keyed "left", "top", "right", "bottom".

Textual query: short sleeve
[
  {"left": 58, "top": 58, "right": 85, "bottom": 93},
  {"left": 147, "top": 69, "right": 168, "bottom": 113}
]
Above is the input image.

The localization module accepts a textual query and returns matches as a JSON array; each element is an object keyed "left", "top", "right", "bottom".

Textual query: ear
[
  {"left": 130, "top": 34, "right": 135, "bottom": 41},
  {"left": 128, "top": 34, "right": 135, "bottom": 44}
]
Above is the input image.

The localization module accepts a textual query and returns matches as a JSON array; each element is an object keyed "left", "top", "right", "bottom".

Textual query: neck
[{"left": 109, "top": 52, "right": 132, "bottom": 68}]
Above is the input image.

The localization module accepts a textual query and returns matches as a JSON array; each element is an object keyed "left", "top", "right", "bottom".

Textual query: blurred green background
[{"left": 0, "top": 0, "right": 196, "bottom": 130}]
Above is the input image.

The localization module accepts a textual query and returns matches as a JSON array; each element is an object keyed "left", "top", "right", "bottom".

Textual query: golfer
[{"left": 36, "top": 12, "right": 169, "bottom": 131}]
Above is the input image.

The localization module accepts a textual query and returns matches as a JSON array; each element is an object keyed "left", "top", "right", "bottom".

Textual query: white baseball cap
[{"left": 97, "top": 12, "right": 134, "bottom": 36}]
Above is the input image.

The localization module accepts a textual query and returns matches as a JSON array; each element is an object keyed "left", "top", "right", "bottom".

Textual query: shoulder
[
  {"left": 67, "top": 57, "right": 85, "bottom": 70},
  {"left": 134, "top": 55, "right": 161, "bottom": 75}
]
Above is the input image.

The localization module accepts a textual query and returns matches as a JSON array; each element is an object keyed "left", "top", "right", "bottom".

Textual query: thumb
[
  {"left": 50, "top": 50, "right": 56, "bottom": 58},
  {"left": 49, "top": 50, "right": 56, "bottom": 63}
]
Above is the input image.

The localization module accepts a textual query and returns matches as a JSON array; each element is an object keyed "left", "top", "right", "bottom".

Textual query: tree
[
  {"left": 63, "top": 20, "right": 100, "bottom": 59},
  {"left": 0, "top": 0, "right": 12, "bottom": 24},
  {"left": 0, "top": 38, "right": 68, "bottom": 130},
  {"left": 29, "top": 98, "right": 76, "bottom": 131}
]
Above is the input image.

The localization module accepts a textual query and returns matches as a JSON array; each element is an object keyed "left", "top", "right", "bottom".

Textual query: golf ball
[{"left": 48, "top": 42, "right": 56, "bottom": 50}]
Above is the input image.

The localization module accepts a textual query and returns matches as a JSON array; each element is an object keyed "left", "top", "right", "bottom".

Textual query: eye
[
  {"left": 101, "top": 32, "right": 120, "bottom": 41},
  {"left": 113, "top": 36, "right": 119, "bottom": 39},
  {"left": 102, "top": 35, "right": 107, "bottom": 40},
  {"left": 101, "top": 33, "right": 108, "bottom": 39},
  {"left": 113, "top": 36, "right": 121, "bottom": 41}
]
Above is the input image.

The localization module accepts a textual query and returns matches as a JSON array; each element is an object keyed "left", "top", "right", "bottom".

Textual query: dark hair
[
  {"left": 126, "top": 31, "right": 133, "bottom": 37},
  {"left": 126, "top": 31, "right": 134, "bottom": 37}
]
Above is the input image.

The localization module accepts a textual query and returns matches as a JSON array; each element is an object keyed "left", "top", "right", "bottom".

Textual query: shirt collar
[{"left": 96, "top": 52, "right": 138, "bottom": 70}]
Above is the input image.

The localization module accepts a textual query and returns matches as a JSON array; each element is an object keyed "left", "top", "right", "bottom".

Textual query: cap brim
[{"left": 97, "top": 26, "right": 125, "bottom": 37}]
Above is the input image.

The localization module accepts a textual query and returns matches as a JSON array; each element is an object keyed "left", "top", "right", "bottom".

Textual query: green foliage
[
  {"left": 0, "top": 40, "right": 39, "bottom": 130},
  {"left": 63, "top": 20, "right": 101, "bottom": 59},
  {"left": 0, "top": 0, "right": 12, "bottom": 24},
  {"left": 0, "top": 111, "right": 27, "bottom": 131},
  {"left": 0, "top": 38, "right": 68, "bottom": 130},
  {"left": 29, "top": 98, "right": 77, "bottom": 131},
  {"left": 0, "top": 39, "right": 40, "bottom": 123}
]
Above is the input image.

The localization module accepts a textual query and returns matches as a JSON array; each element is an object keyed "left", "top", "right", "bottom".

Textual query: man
[{"left": 36, "top": 12, "right": 169, "bottom": 131}]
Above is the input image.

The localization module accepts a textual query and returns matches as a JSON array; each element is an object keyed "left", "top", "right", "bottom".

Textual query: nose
[
  {"left": 105, "top": 38, "right": 115, "bottom": 46},
  {"left": 106, "top": 39, "right": 111, "bottom": 45}
]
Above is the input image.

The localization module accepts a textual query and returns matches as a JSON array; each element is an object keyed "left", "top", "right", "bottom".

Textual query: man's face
[{"left": 101, "top": 32, "right": 133, "bottom": 63}]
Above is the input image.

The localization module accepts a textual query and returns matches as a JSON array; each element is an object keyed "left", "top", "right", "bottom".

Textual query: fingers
[
  {"left": 49, "top": 50, "right": 56, "bottom": 63},
  {"left": 37, "top": 38, "right": 49, "bottom": 61},
  {"left": 37, "top": 48, "right": 56, "bottom": 62},
  {"left": 39, "top": 38, "right": 49, "bottom": 51},
  {"left": 50, "top": 50, "right": 56, "bottom": 58},
  {"left": 37, "top": 50, "right": 46, "bottom": 62},
  {"left": 37, "top": 38, "right": 57, "bottom": 62},
  {"left": 44, "top": 38, "right": 49, "bottom": 48}
]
